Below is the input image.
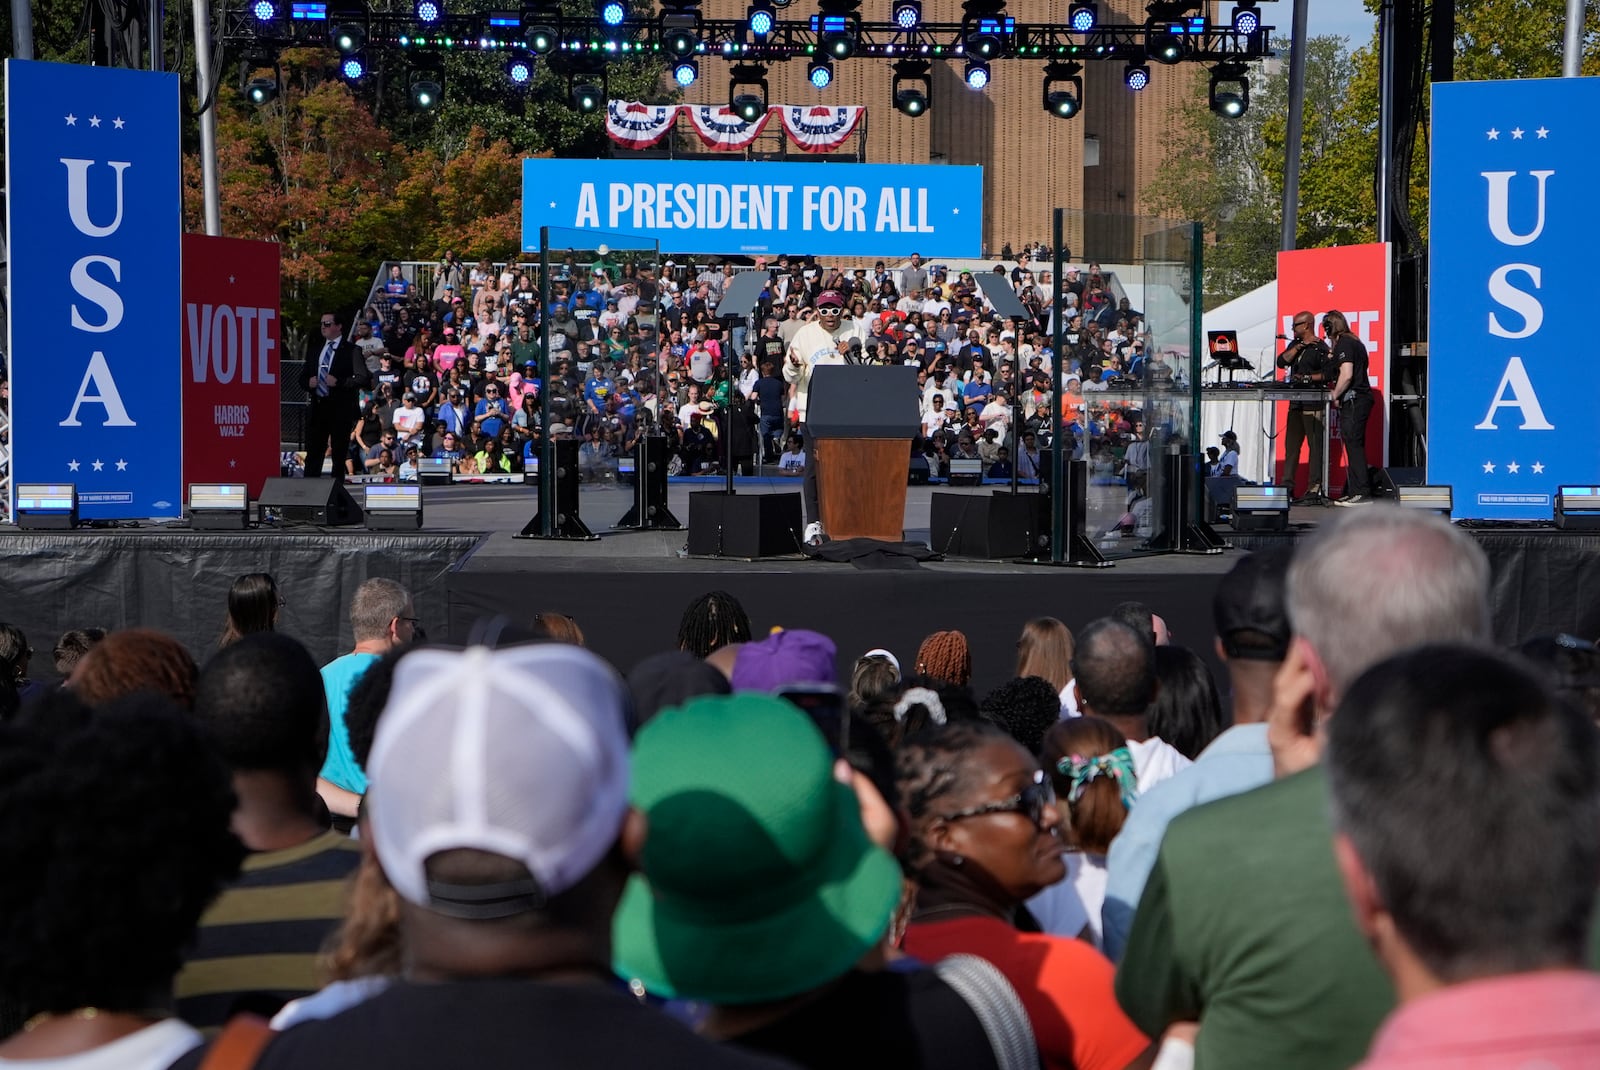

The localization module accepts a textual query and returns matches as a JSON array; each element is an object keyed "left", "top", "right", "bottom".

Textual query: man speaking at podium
[{"left": 785, "top": 290, "right": 864, "bottom": 547}]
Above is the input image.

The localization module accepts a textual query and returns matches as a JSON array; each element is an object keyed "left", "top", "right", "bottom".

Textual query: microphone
[{"left": 1275, "top": 334, "right": 1290, "bottom": 340}]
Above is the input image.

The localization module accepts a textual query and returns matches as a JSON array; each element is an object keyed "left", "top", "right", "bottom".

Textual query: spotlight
[
  {"left": 965, "top": 23, "right": 1001, "bottom": 58},
  {"left": 340, "top": 54, "right": 366, "bottom": 80},
  {"left": 526, "top": 19, "right": 556, "bottom": 52},
  {"left": 661, "top": 11, "right": 700, "bottom": 56},
  {"left": 413, "top": 0, "right": 441, "bottom": 23},
  {"left": 1148, "top": 25, "right": 1184, "bottom": 64},
  {"left": 332, "top": 22, "right": 364, "bottom": 53},
  {"left": 892, "top": 0, "right": 921, "bottom": 30},
  {"left": 573, "top": 81, "right": 603, "bottom": 110},
  {"left": 1231, "top": 3, "right": 1259, "bottom": 33},
  {"left": 245, "top": 76, "right": 279, "bottom": 104},
  {"left": 1042, "top": 60, "right": 1082, "bottom": 118},
  {"left": 673, "top": 57, "right": 699, "bottom": 85},
  {"left": 1067, "top": 2, "right": 1096, "bottom": 32},
  {"left": 1209, "top": 61, "right": 1249, "bottom": 117},
  {"left": 808, "top": 56, "right": 834, "bottom": 88},
  {"left": 505, "top": 51, "right": 534, "bottom": 84},
  {"left": 250, "top": 0, "right": 278, "bottom": 20},
  {"left": 729, "top": 62, "right": 769, "bottom": 120},
  {"left": 891, "top": 58, "right": 930, "bottom": 115},
  {"left": 817, "top": 15, "right": 856, "bottom": 59},
  {"left": 963, "top": 58, "right": 990, "bottom": 90},
  {"left": 599, "top": 0, "right": 626, "bottom": 26},
  {"left": 747, "top": 0, "right": 775, "bottom": 34},
  {"left": 1123, "top": 61, "right": 1150, "bottom": 91},
  {"left": 410, "top": 77, "right": 441, "bottom": 110}
]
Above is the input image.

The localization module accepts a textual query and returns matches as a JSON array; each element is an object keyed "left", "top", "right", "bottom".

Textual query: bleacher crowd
[
  {"left": 4, "top": 506, "right": 1600, "bottom": 1069},
  {"left": 332, "top": 249, "right": 1176, "bottom": 492}
]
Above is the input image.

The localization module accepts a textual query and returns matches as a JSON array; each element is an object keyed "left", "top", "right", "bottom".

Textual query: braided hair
[
  {"left": 894, "top": 719, "right": 1014, "bottom": 874},
  {"left": 914, "top": 630, "right": 972, "bottom": 688},
  {"left": 676, "top": 590, "right": 753, "bottom": 658}
]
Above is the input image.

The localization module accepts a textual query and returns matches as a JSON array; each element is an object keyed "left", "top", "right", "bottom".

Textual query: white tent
[{"left": 1199, "top": 280, "right": 1284, "bottom": 484}]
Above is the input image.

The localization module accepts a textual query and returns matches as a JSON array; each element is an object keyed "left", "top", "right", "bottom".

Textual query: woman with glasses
[{"left": 898, "top": 721, "right": 1154, "bottom": 1070}]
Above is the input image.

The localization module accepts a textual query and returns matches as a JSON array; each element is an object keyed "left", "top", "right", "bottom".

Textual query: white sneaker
[
  {"left": 1333, "top": 494, "right": 1370, "bottom": 507},
  {"left": 804, "top": 521, "right": 825, "bottom": 546}
]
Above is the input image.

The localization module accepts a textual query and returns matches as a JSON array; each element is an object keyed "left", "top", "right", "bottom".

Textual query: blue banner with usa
[
  {"left": 5, "top": 59, "right": 183, "bottom": 519},
  {"left": 1428, "top": 77, "right": 1595, "bottom": 521}
]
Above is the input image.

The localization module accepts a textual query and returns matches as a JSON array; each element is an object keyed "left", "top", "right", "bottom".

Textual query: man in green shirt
[{"left": 1116, "top": 507, "right": 1494, "bottom": 1070}]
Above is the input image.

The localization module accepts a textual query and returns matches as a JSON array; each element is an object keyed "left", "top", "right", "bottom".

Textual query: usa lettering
[
  {"left": 1478, "top": 169, "right": 1554, "bottom": 430},
  {"left": 60, "top": 157, "right": 136, "bottom": 427}
]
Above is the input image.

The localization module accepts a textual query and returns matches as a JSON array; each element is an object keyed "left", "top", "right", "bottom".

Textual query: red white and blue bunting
[
  {"left": 779, "top": 105, "right": 863, "bottom": 153},
  {"left": 603, "top": 102, "right": 862, "bottom": 152},
  {"left": 684, "top": 104, "right": 774, "bottom": 149},
  {"left": 605, "top": 101, "right": 680, "bottom": 148}
]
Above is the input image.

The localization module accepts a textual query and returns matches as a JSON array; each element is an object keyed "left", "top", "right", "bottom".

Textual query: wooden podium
[{"left": 807, "top": 365, "right": 921, "bottom": 542}]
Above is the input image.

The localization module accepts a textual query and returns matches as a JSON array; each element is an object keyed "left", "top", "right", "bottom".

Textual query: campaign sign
[
  {"left": 1430, "top": 78, "right": 1595, "bottom": 520},
  {"left": 5, "top": 60, "right": 182, "bottom": 519},
  {"left": 522, "top": 158, "right": 982, "bottom": 257},
  {"left": 1275, "top": 243, "right": 1390, "bottom": 495},
  {"left": 183, "top": 235, "right": 280, "bottom": 497}
]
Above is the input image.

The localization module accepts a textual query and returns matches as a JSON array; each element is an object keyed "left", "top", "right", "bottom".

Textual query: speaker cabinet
[
  {"left": 256, "top": 477, "right": 363, "bottom": 526},
  {"left": 686, "top": 491, "right": 803, "bottom": 558}
]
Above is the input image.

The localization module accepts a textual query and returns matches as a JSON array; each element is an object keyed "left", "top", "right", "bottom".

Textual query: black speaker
[
  {"left": 929, "top": 491, "right": 1048, "bottom": 559},
  {"left": 518, "top": 439, "right": 596, "bottom": 539},
  {"left": 616, "top": 434, "right": 682, "bottom": 530},
  {"left": 1204, "top": 474, "right": 1246, "bottom": 524},
  {"left": 1373, "top": 466, "right": 1424, "bottom": 500},
  {"left": 686, "top": 491, "right": 803, "bottom": 558},
  {"left": 908, "top": 455, "right": 931, "bottom": 485},
  {"left": 256, "top": 477, "right": 363, "bottom": 526}
]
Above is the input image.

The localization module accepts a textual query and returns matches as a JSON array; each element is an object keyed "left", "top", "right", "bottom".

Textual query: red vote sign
[
  {"left": 182, "top": 235, "right": 281, "bottom": 497},
  {"left": 1275, "top": 243, "right": 1391, "bottom": 495}
]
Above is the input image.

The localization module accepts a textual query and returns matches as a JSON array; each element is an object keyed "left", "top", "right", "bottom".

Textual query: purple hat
[{"left": 730, "top": 629, "right": 837, "bottom": 692}]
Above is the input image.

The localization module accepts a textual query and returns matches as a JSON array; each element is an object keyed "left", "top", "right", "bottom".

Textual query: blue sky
[{"left": 1304, "top": 0, "right": 1376, "bottom": 47}]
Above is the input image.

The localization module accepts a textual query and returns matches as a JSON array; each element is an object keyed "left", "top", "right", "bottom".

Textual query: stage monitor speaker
[
  {"left": 15, "top": 483, "right": 78, "bottom": 530},
  {"left": 517, "top": 439, "right": 595, "bottom": 539},
  {"left": 1373, "top": 466, "right": 1425, "bottom": 499},
  {"left": 947, "top": 458, "right": 983, "bottom": 486},
  {"left": 363, "top": 484, "right": 423, "bottom": 530},
  {"left": 1556, "top": 486, "right": 1600, "bottom": 531},
  {"left": 1204, "top": 474, "right": 1245, "bottom": 524},
  {"left": 929, "top": 490, "right": 1047, "bottom": 559},
  {"left": 686, "top": 491, "right": 802, "bottom": 557},
  {"left": 908, "top": 455, "right": 931, "bottom": 485},
  {"left": 1394, "top": 485, "right": 1453, "bottom": 515},
  {"left": 188, "top": 483, "right": 250, "bottom": 531},
  {"left": 1231, "top": 484, "right": 1290, "bottom": 531},
  {"left": 616, "top": 435, "right": 681, "bottom": 530},
  {"left": 256, "top": 478, "right": 363, "bottom": 526}
]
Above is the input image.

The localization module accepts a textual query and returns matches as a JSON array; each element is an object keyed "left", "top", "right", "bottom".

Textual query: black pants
[
  {"left": 1340, "top": 393, "right": 1374, "bottom": 497},
  {"left": 801, "top": 423, "right": 820, "bottom": 526},
  {"left": 1282, "top": 407, "right": 1326, "bottom": 495},
  {"left": 305, "top": 400, "right": 355, "bottom": 480}
]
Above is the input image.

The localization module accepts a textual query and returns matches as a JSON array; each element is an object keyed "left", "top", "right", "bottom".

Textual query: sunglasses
[{"left": 938, "top": 769, "right": 1055, "bottom": 829}]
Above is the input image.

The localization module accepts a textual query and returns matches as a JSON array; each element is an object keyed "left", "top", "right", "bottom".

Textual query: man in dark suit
[{"left": 304, "top": 310, "right": 365, "bottom": 480}]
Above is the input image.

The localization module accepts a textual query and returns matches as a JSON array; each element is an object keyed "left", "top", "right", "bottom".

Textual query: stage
[{"left": 3, "top": 480, "right": 1596, "bottom": 695}]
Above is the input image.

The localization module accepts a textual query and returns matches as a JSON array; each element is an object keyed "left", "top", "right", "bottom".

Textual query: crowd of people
[
  {"left": 310, "top": 251, "right": 1181, "bottom": 499},
  {"left": 4, "top": 506, "right": 1600, "bottom": 1069}
]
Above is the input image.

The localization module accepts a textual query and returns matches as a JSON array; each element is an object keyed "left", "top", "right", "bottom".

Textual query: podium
[{"left": 807, "top": 365, "right": 921, "bottom": 542}]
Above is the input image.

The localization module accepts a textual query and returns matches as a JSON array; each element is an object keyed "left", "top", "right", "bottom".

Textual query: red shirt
[{"left": 903, "top": 916, "right": 1149, "bottom": 1070}]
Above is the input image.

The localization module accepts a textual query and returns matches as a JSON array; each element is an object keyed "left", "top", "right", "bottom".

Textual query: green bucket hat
[{"left": 613, "top": 694, "right": 903, "bottom": 1004}]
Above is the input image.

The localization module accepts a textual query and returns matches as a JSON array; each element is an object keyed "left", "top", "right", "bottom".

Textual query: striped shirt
[{"left": 176, "top": 829, "right": 361, "bottom": 1032}]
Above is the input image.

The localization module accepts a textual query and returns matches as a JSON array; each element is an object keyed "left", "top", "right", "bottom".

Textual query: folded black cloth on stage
[{"left": 804, "top": 538, "right": 940, "bottom": 570}]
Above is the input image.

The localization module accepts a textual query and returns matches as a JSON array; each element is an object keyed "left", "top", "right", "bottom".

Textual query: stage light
[
  {"left": 729, "top": 62, "right": 769, "bottom": 120},
  {"left": 332, "top": 22, "right": 364, "bottom": 53},
  {"left": 245, "top": 76, "right": 279, "bottom": 104},
  {"left": 340, "top": 54, "right": 366, "bottom": 80},
  {"left": 363, "top": 485, "right": 423, "bottom": 531},
  {"left": 1123, "top": 61, "right": 1150, "bottom": 90},
  {"left": 892, "top": 0, "right": 921, "bottom": 30},
  {"left": 599, "top": 0, "right": 626, "bottom": 26},
  {"left": 964, "top": 58, "right": 990, "bottom": 90},
  {"left": 673, "top": 57, "right": 699, "bottom": 85},
  {"left": 1042, "top": 60, "right": 1082, "bottom": 118},
  {"left": 965, "top": 23, "right": 1001, "bottom": 58},
  {"left": 410, "top": 77, "right": 440, "bottom": 109},
  {"left": 891, "top": 58, "right": 930, "bottom": 115},
  {"left": 527, "top": 20, "right": 556, "bottom": 52},
  {"left": 1231, "top": 2, "right": 1259, "bottom": 33},
  {"left": 747, "top": 0, "right": 775, "bottom": 34},
  {"left": 808, "top": 56, "right": 834, "bottom": 88},
  {"left": 251, "top": 0, "right": 278, "bottom": 20},
  {"left": 1556, "top": 486, "right": 1600, "bottom": 530},
  {"left": 1148, "top": 25, "right": 1184, "bottom": 63},
  {"left": 1209, "top": 61, "right": 1249, "bottom": 117},
  {"left": 816, "top": 14, "right": 857, "bottom": 59},
  {"left": 572, "top": 80, "right": 603, "bottom": 110},
  {"left": 1067, "top": 2, "right": 1096, "bottom": 32},
  {"left": 505, "top": 51, "right": 534, "bottom": 84},
  {"left": 1231, "top": 485, "right": 1289, "bottom": 531},
  {"left": 661, "top": 10, "right": 700, "bottom": 56},
  {"left": 290, "top": 1, "right": 326, "bottom": 18},
  {"left": 188, "top": 484, "right": 249, "bottom": 531},
  {"left": 413, "top": 0, "right": 441, "bottom": 23}
]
